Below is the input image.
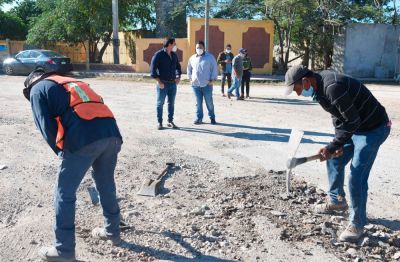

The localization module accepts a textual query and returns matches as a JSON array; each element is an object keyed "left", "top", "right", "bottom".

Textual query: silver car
[{"left": 2, "top": 49, "right": 73, "bottom": 75}]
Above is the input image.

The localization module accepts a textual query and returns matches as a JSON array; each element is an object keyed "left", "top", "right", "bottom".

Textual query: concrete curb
[
  {"left": 70, "top": 71, "right": 286, "bottom": 83},
  {"left": 69, "top": 71, "right": 400, "bottom": 84}
]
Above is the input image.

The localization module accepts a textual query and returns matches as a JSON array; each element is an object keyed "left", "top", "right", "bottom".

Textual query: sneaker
[
  {"left": 193, "top": 120, "right": 202, "bottom": 125},
  {"left": 240, "top": 95, "right": 245, "bottom": 99},
  {"left": 227, "top": 93, "right": 232, "bottom": 99},
  {"left": 91, "top": 227, "right": 121, "bottom": 246},
  {"left": 339, "top": 224, "right": 364, "bottom": 243},
  {"left": 167, "top": 121, "right": 179, "bottom": 129},
  {"left": 246, "top": 95, "right": 250, "bottom": 99},
  {"left": 221, "top": 93, "right": 226, "bottom": 97},
  {"left": 157, "top": 123, "right": 163, "bottom": 130},
  {"left": 210, "top": 119, "right": 217, "bottom": 125},
  {"left": 314, "top": 198, "right": 348, "bottom": 214},
  {"left": 237, "top": 97, "right": 244, "bottom": 100},
  {"left": 38, "top": 246, "right": 75, "bottom": 262}
]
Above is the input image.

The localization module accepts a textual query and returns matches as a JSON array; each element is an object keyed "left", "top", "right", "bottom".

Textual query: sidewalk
[
  {"left": 71, "top": 70, "right": 285, "bottom": 83},
  {"left": 71, "top": 70, "right": 399, "bottom": 84}
]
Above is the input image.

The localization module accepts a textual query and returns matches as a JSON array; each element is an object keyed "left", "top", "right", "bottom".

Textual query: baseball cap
[
  {"left": 284, "top": 65, "right": 311, "bottom": 95},
  {"left": 239, "top": 48, "right": 246, "bottom": 54}
]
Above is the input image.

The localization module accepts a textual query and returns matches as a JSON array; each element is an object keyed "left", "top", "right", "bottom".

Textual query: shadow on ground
[{"left": 177, "top": 122, "right": 333, "bottom": 145}]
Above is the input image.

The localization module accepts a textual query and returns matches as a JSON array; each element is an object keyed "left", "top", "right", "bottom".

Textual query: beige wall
[
  {"left": 135, "top": 38, "right": 189, "bottom": 73},
  {"left": 188, "top": 17, "right": 274, "bottom": 74}
]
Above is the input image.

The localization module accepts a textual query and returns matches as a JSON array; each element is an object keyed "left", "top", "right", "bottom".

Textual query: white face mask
[
  {"left": 225, "top": 49, "right": 231, "bottom": 53},
  {"left": 196, "top": 48, "right": 204, "bottom": 56},
  {"left": 172, "top": 45, "right": 177, "bottom": 52}
]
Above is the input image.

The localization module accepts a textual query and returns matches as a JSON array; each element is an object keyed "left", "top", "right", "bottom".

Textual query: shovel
[{"left": 137, "top": 162, "right": 175, "bottom": 197}]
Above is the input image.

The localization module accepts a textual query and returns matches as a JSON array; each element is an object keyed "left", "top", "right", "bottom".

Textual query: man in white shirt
[{"left": 187, "top": 41, "right": 219, "bottom": 124}]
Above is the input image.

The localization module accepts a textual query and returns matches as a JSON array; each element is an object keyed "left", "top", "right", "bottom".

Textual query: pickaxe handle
[{"left": 156, "top": 163, "right": 174, "bottom": 180}]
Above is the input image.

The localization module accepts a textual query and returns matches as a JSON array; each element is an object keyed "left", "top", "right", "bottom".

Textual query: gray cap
[{"left": 284, "top": 65, "right": 310, "bottom": 95}]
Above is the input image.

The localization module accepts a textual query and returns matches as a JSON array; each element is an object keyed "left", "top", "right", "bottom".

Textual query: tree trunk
[
  {"left": 96, "top": 31, "right": 112, "bottom": 63},
  {"left": 301, "top": 38, "right": 310, "bottom": 67}
]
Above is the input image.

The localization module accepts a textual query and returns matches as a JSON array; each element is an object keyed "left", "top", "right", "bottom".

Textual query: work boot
[
  {"left": 91, "top": 228, "right": 121, "bottom": 246},
  {"left": 38, "top": 246, "right": 75, "bottom": 262},
  {"left": 157, "top": 123, "right": 163, "bottom": 130},
  {"left": 210, "top": 119, "right": 217, "bottom": 125},
  {"left": 339, "top": 224, "right": 364, "bottom": 243},
  {"left": 193, "top": 120, "right": 202, "bottom": 125},
  {"left": 167, "top": 121, "right": 179, "bottom": 129},
  {"left": 314, "top": 197, "right": 348, "bottom": 214}
]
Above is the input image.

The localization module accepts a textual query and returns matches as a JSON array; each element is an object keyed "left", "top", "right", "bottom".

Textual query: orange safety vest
[{"left": 46, "top": 75, "right": 115, "bottom": 150}]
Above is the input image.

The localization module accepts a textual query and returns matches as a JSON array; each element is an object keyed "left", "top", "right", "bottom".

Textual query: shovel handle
[
  {"left": 306, "top": 154, "right": 321, "bottom": 162},
  {"left": 156, "top": 164, "right": 173, "bottom": 180}
]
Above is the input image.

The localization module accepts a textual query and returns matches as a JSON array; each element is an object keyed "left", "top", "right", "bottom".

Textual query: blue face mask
[{"left": 301, "top": 85, "right": 314, "bottom": 97}]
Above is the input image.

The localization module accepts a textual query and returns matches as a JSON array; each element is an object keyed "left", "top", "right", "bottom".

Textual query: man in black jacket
[
  {"left": 285, "top": 65, "right": 391, "bottom": 243},
  {"left": 217, "top": 44, "right": 234, "bottom": 96}
]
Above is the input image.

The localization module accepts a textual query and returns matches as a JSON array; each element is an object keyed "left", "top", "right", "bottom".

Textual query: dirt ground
[{"left": 0, "top": 75, "right": 399, "bottom": 262}]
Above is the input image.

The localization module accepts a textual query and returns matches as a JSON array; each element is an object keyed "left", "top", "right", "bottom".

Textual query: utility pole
[
  {"left": 112, "top": 0, "right": 120, "bottom": 64},
  {"left": 205, "top": 0, "right": 210, "bottom": 51}
]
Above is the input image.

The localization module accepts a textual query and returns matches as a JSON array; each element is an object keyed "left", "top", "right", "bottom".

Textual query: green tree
[
  {"left": 27, "top": 0, "right": 153, "bottom": 63},
  {"left": 10, "top": 0, "right": 42, "bottom": 27},
  {"left": 0, "top": 10, "right": 27, "bottom": 40}
]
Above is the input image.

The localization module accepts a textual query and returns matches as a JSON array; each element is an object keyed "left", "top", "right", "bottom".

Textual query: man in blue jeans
[
  {"left": 227, "top": 48, "right": 245, "bottom": 100},
  {"left": 187, "top": 40, "right": 219, "bottom": 124},
  {"left": 285, "top": 65, "right": 391, "bottom": 243},
  {"left": 150, "top": 37, "right": 182, "bottom": 130},
  {"left": 23, "top": 70, "right": 123, "bottom": 261}
]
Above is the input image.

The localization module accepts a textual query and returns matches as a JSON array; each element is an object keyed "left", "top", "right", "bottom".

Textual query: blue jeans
[
  {"left": 326, "top": 121, "right": 390, "bottom": 228},
  {"left": 54, "top": 137, "right": 122, "bottom": 256},
  {"left": 156, "top": 83, "right": 177, "bottom": 124},
  {"left": 192, "top": 85, "right": 215, "bottom": 121},
  {"left": 227, "top": 76, "right": 241, "bottom": 98}
]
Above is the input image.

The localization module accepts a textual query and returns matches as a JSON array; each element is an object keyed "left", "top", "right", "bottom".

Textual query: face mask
[
  {"left": 225, "top": 49, "right": 231, "bottom": 53},
  {"left": 196, "top": 48, "right": 204, "bottom": 56},
  {"left": 301, "top": 85, "right": 315, "bottom": 97},
  {"left": 172, "top": 45, "right": 177, "bottom": 52}
]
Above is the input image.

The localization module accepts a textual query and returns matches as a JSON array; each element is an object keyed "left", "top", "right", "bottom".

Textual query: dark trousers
[
  {"left": 221, "top": 73, "right": 231, "bottom": 94},
  {"left": 241, "top": 70, "right": 251, "bottom": 97}
]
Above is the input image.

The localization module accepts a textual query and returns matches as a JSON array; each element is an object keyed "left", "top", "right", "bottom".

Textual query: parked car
[{"left": 2, "top": 49, "right": 73, "bottom": 75}]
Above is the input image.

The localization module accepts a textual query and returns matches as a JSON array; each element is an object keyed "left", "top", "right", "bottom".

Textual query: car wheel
[{"left": 4, "top": 65, "right": 13, "bottom": 75}]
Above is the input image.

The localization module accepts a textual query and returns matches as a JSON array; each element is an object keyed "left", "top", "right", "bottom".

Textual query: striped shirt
[{"left": 314, "top": 70, "right": 389, "bottom": 153}]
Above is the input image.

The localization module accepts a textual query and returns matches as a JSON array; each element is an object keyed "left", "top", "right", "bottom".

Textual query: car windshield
[{"left": 41, "top": 51, "right": 66, "bottom": 58}]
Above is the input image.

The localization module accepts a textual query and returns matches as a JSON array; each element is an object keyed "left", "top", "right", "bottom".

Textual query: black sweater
[{"left": 314, "top": 70, "right": 389, "bottom": 153}]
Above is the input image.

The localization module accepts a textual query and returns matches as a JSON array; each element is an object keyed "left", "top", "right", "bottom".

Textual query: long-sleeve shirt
[
  {"left": 242, "top": 56, "right": 253, "bottom": 71},
  {"left": 187, "top": 52, "right": 219, "bottom": 87},
  {"left": 30, "top": 79, "right": 122, "bottom": 155},
  {"left": 232, "top": 55, "right": 243, "bottom": 78},
  {"left": 217, "top": 51, "right": 234, "bottom": 73},
  {"left": 150, "top": 48, "right": 182, "bottom": 82},
  {"left": 314, "top": 70, "right": 389, "bottom": 153}
]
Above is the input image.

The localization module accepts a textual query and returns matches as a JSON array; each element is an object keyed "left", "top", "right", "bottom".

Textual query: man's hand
[
  {"left": 158, "top": 81, "right": 165, "bottom": 89},
  {"left": 318, "top": 147, "right": 344, "bottom": 162},
  {"left": 175, "top": 78, "right": 180, "bottom": 85},
  {"left": 225, "top": 60, "right": 232, "bottom": 64}
]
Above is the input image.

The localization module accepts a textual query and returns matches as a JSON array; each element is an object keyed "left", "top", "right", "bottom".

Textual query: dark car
[{"left": 2, "top": 49, "right": 73, "bottom": 75}]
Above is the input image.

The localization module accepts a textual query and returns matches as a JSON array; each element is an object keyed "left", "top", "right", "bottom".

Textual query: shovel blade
[{"left": 136, "top": 179, "right": 161, "bottom": 197}]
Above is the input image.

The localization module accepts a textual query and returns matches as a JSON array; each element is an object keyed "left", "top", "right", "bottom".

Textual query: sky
[{"left": 1, "top": 2, "right": 17, "bottom": 11}]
